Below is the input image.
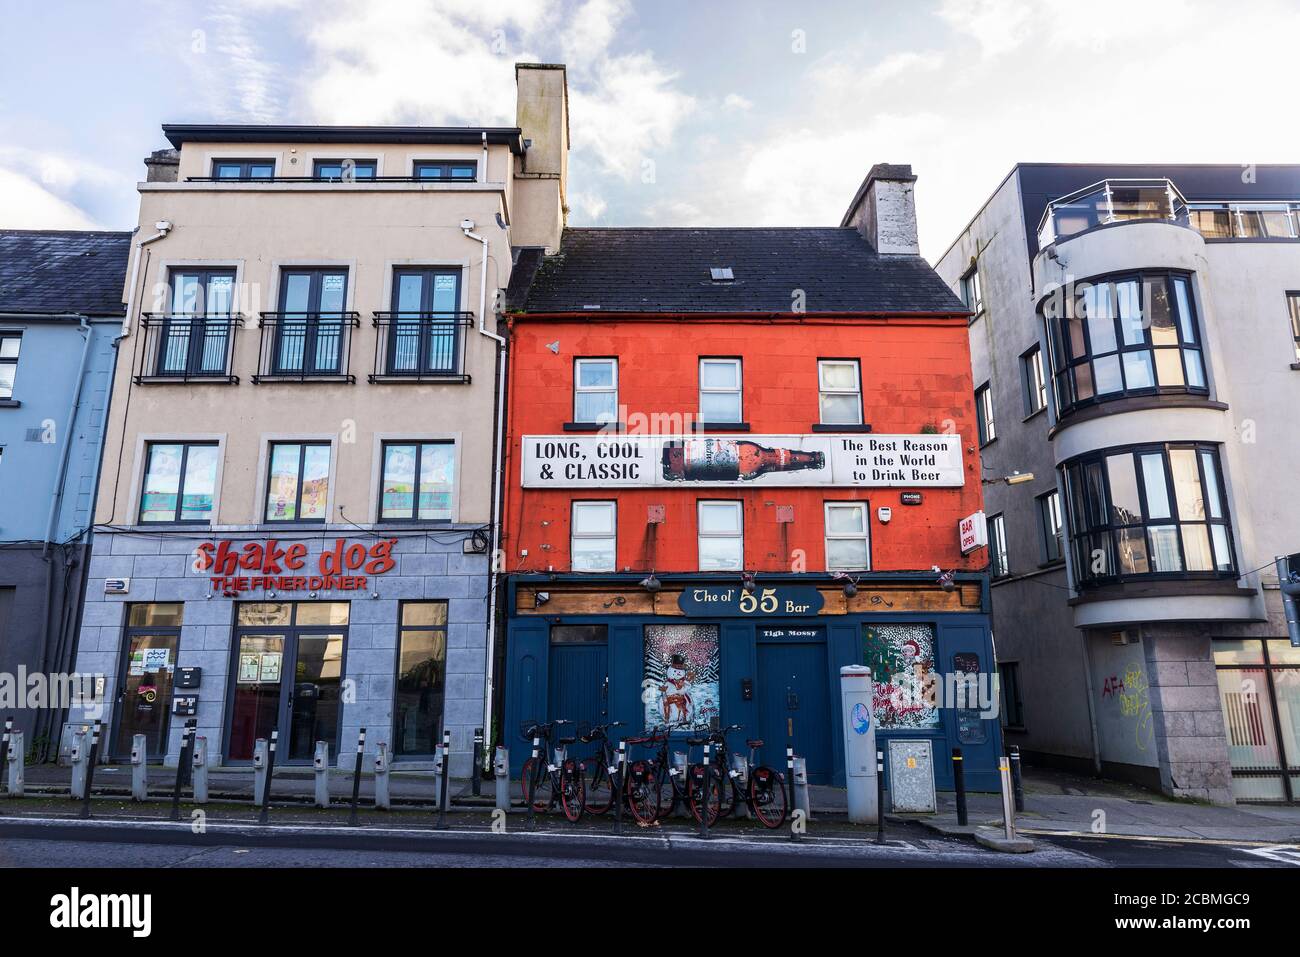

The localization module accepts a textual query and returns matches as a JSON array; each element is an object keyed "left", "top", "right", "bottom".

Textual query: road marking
[
  {"left": 1021, "top": 827, "right": 1293, "bottom": 848},
  {"left": 1241, "top": 844, "right": 1300, "bottom": 866}
]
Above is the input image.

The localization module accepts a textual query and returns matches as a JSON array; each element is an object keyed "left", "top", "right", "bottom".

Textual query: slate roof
[
  {"left": 512, "top": 227, "right": 966, "bottom": 315},
  {"left": 0, "top": 230, "right": 132, "bottom": 316}
]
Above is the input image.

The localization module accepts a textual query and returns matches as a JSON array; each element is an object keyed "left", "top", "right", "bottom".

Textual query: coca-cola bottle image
[{"left": 661, "top": 439, "right": 825, "bottom": 481}]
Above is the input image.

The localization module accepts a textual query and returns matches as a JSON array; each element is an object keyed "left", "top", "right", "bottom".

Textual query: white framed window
[
  {"left": 698, "top": 501, "right": 743, "bottom": 571},
  {"left": 961, "top": 265, "right": 984, "bottom": 313},
  {"left": 976, "top": 382, "right": 996, "bottom": 446},
  {"left": 571, "top": 501, "right": 616, "bottom": 572},
  {"left": 574, "top": 358, "right": 618, "bottom": 424},
  {"left": 989, "top": 513, "right": 1009, "bottom": 578},
  {"left": 0, "top": 334, "right": 21, "bottom": 399},
  {"left": 818, "top": 359, "right": 862, "bottom": 425},
  {"left": 699, "top": 358, "right": 742, "bottom": 422},
  {"left": 824, "top": 502, "right": 870, "bottom": 571},
  {"left": 1021, "top": 345, "right": 1047, "bottom": 415}
]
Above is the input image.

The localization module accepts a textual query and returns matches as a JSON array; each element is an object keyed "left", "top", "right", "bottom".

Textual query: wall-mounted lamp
[
  {"left": 534, "top": 591, "right": 551, "bottom": 607},
  {"left": 931, "top": 565, "right": 957, "bottom": 592},
  {"left": 740, "top": 571, "right": 757, "bottom": 594},
  {"left": 833, "top": 572, "right": 860, "bottom": 598},
  {"left": 639, "top": 573, "right": 662, "bottom": 593},
  {"left": 983, "top": 470, "right": 1035, "bottom": 486}
]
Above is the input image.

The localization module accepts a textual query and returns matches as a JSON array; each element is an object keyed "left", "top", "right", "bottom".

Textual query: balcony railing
[
  {"left": 369, "top": 312, "right": 473, "bottom": 383},
  {"left": 1038, "top": 179, "right": 1189, "bottom": 249},
  {"left": 252, "top": 312, "right": 361, "bottom": 383},
  {"left": 183, "top": 175, "right": 478, "bottom": 184},
  {"left": 134, "top": 314, "right": 242, "bottom": 384}
]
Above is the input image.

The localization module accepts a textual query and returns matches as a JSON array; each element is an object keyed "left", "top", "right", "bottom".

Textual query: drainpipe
[
  {"left": 42, "top": 316, "right": 94, "bottom": 557},
  {"left": 462, "top": 218, "right": 508, "bottom": 757},
  {"left": 121, "top": 221, "right": 172, "bottom": 336}
]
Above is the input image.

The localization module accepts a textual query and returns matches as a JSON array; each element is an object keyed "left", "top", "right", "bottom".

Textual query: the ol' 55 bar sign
[
  {"left": 196, "top": 538, "right": 397, "bottom": 594},
  {"left": 521, "top": 434, "right": 964, "bottom": 488},
  {"left": 679, "top": 585, "right": 825, "bottom": 617}
]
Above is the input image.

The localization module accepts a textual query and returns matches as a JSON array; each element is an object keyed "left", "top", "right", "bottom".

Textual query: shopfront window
[
  {"left": 139, "top": 442, "right": 219, "bottom": 524},
  {"left": 379, "top": 441, "right": 456, "bottom": 521},
  {"left": 1063, "top": 444, "right": 1236, "bottom": 586},
  {"left": 393, "top": 601, "right": 447, "bottom": 758},
  {"left": 265, "top": 442, "right": 331, "bottom": 522},
  {"left": 1214, "top": 639, "right": 1299, "bottom": 802},
  {"left": 1042, "top": 271, "right": 1207, "bottom": 418}
]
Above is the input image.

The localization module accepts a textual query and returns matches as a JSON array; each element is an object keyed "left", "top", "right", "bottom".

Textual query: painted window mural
[
  {"left": 643, "top": 624, "right": 720, "bottom": 730},
  {"left": 863, "top": 623, "right": 939, "bottom": 729}
]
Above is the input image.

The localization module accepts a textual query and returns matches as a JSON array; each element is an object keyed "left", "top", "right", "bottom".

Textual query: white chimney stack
[{"left": 841, "top": 163, "right": 920, "bottom": 256}]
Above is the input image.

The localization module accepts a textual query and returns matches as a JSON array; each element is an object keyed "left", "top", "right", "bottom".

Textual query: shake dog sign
[{"left": 521, "top": 434, "right": 963, "bottom": 488}]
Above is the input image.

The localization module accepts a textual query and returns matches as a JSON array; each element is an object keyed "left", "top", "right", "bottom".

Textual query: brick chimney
[
  {"left": 513, "top": 63, "right": 569, "bottom": 253},
  {"left": 143, "top": 148, "right": 180, "bottom": 183},
  {"left": 840, "top": 163, "right": 919, "bottom": 256}
]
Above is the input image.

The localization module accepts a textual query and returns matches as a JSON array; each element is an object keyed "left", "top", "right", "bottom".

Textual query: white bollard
[
  {"left": 192, "top": 736, "right": 209, "bottom": 804},
  {"left": 840, "top": 665, "right": 878, "bottom": 825},
  {"left": 253, "top": 738, "right": 269, "bottom": 805},
  {"left": 792, "top": 756, "right": 812, "bottom": 821},
  {"left": 313, "top": 740, "right": 330, "bottom": 808},
  {"left": 130, "top": 734, "right": 148, "bottom": 801},
  {"left": 374, "top": 742, "right": 391, "bottom": 811},
  {"left": 999, "top": 755, "right": 1016, "bottom": 840},
  {"left": 70, "top": 728, "right": 88, "bottom": 800},
  {"left": 493, "top": 746, "right": 510, "bottom": 813},
  {"left": 6, "top": 730, "right": 24, "bottom": 797}
]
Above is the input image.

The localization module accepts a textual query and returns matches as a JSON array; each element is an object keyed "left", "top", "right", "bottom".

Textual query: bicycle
[
  {"left": 575, "top": 720, "right": 624, "bottom": 814},
  {"left": 620, "top": 725, "right": 673, "bottom": 825},
  {"left": 519, "top": 719, "right": 585, "bottom": 822},
  {"left": 708, "top": 724, "right": 789, "bottom": 829},
  {"left": 627, "top": 723, "right": 723, "bottom": 825}
]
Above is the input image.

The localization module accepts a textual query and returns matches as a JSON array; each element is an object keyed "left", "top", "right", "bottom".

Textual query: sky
[{"left": 2, "top": 0, "right": 1299, "bottom": 261}]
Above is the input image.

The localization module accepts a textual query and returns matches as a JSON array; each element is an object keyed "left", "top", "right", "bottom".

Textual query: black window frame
[
  {"left": 0, "top": 332, "right": 22, "bottom": 399},
  {"left": 392, "top": 600, "right": 449, "bottom": 760},
  {"left": 263, "top": 441, "right": 332, "bottom": 524},
  {"left": 378, "top": 440, "right": 457, "bottom": 523},
  {"left": 385, "top": 267, "right": 464, "bottom": 376},
  {"left": 211, "top": 159, "right": 276, "bottom": 180},
  {"left": 1061, "top": 442, "right": 1238, "bottom": 588},
  {"left": 988, "top": 512, "right": 1009, "bottom": 579},
  {"left": 975, "top": 381, "right": 996, "bottom": 446},
  {"left": 1042, "top": 270, "right": 1208, "bottom": 419},
  {"left": 311, "top": 159, "right": 377, "bottom": 181},
  {"left": 413, "top": 160, "right": 478, "bottom": 181},
  {"left": 1020, "top": 344, "right": 1047, "bottom": 416},
  {"left": 159, "top": 267, "right": 238, "bottom": 378},
  {"left": 273, "top": 268, "right": 350, "bottom": 376},
  {"left": 961, "top": 264, "right": 983, "bottom": 314},
  {"left": 1036, "top": 489, "right": 1064, "bottom": 565},
  {"left": 999, "top": 661, "right": 1025, "bottom": 730},
  {"left": 138, "top": 440, "right": 219, "bottom": 525}
]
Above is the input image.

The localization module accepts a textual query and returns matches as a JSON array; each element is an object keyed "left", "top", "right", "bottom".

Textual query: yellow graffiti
[{"left": 1117, "top": 666, "right": 1154, "bottom": 752}]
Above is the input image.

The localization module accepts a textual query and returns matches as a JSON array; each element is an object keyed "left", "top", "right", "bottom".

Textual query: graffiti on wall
[{"left": 1101, "top": 665, "right": 1154, "bottom": 753}]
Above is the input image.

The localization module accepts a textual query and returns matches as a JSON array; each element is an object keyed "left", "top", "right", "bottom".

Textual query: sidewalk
[{"left": 15, "top": 762, "right": 1300, "bottom": 844}]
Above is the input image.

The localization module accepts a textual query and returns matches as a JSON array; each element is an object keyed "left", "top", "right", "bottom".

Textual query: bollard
[
  {"left": 130, "top": 734, "right": 148, "bottom": 802},
  {"left": 472, "top": 727, "right": 484, "bottom": 798},
  {"left": 998, "top": 755, "right": 1016, "bottom": 841},
  {"left": 792, "top": 756, "right": 811, "bottom": 823},
  {"left": 171, "top": 721, "right": 195, "bottom": 822},
  {"left": 952, "top": 746, "right": 968, "bottom": 826},
  {"left": 374, "top": 742, "right": 392, "bottom": 811},
  {"left": 730, "top": 752, "right": 750, "bottom": 819},
  {"left": 670, "top": 750, "right": 687, "bottom": 817},
  {"left": 318, "top": 739, "right": 334, "bottom": 811},
  {"left": 70, "top": 727, "right": 88, "bottom": 800},
  {"left": 526, "top": 735, "right": 539, "bottom": 829},
  {"left": 258, "top": 730, "right": 279, "bottom": 824},
  {"left": 192, "top": 736, "right": 209, "bottom": 804},
  {"left": 875, "top": 750, "right": 886, "bottom": 844},
  {"left": 253, "top": 738, "right": 269, "bottom": 805},
  {"left": 0, "top": 716, "right": 11, "bottom": 796},
  {"left": 435, "top": 728, "right": 451, "bottom": 829},
  {"left": 785, "top": 745, "right": 796, "bottom": 818},
  {"left": 6, "top": 730, "right": 24, "bottom": 797},
  {"left": 492, "top": 746, "right": 509, "bottom": 815},
  {"left": 79, "top": 719, "right": 102, "bottom": 819},
  {"left": 1009, "top": 745, "right": 1025, "bottom": 813},
  {"left": 346, "top": 729, "right": 363, "bottom": 822},
  {"left": 612, "top": 741, "right": 625, "bottom": 834}
]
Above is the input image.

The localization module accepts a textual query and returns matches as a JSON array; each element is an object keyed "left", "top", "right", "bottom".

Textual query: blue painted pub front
[{"left": 503, "top": 572, "right": 1002, "bottom": 792}]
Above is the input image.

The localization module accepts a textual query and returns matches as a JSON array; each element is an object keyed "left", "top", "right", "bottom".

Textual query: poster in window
[
  {"left": 642, "top": 624, "right": 720, "bottom": 731},
  {"left": 382, "top": 445, "right": 417, "bottom": 517},
  {"left": 863, "top": 623, "right": 939, "bottom": 729},
  {"left": 258, "top": 652, "right": 282, "bottom": 683},
  {"left": 238, "top": 653, "right": 261, "bottom": 683},
  {"left": 953, "top": 652, "right": 988, "bottom": 744}
]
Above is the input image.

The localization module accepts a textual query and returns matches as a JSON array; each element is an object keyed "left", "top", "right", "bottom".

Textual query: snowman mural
[
  {"left": 642, "top": 624, "right": 721, "bottom": 731},
  {"left": 659, "top": 654, "right": 694, "bottom": 724}
]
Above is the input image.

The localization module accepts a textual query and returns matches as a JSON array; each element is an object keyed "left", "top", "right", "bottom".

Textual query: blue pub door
[
  {"left": 547, "top": 629, "right": 609, "bottom": 761},
  {"left": 756, "top": 640, "right": 832, "bottom": 784}
]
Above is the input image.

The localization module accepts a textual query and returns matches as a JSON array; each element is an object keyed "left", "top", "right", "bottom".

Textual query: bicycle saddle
[
  {"left": 746, "top": 739, "right": 764, "bottom": 748},
  {"left": 558, "top": 735, "right": 577, "bottom": 745},
  {"left": 685, "top": 736, "right": 710, "bottom": 746}
]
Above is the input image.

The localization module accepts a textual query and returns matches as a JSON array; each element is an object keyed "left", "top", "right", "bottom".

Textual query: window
[
  {"left": 824, "top": 502, "right": 870, "bottom": 571},
  {"left": 1287, "top": 292, "right": 1300, "bottom": 361},
  {"left": 139, "top": 441, "right": 219, "bottom": 523},
  {"left": 274, "top": 269, "right": 349, "bottom": 375},
  {"left": 413, "top": 160, "right": 477, "bottom": 181},
  {"left": 379, "top": 442, "right": 456, "bottom": 521},
  {"left": 698, "top": 501, "right": 743, "bottom": 571},
  {"left": 975, "top": 382, "right": 996, "bottom": 446},
  {"left": 385, "top": 268, "right": 463, "bottom": 376},
  {"left": 999, "top": 662, "right": 1024, "bottom": 729},
  {"left": 571, "top": 501, "right": 616, "bottom": 572},
  {"left": 212, "top": 159, "right": 275, "bottom": 180},
  {"left": 264, "top": 442, "right": 331, "bottom": 522},
  {"left": 312, "top": 159, "right": 377, "bottom": 181},
  {"left": 1021, "top": 345, "right": 1047, "bottom": 415},
  {"left": 1062, "top": 443, "right": 1237, "bottom": 585},
  {"left": 1234, "top": 205, "right": 1296, "bottom": 239},
  {"left": 393, "top": 601, "right": 447, "bottom": 758},
  {"left": 1037, "top": 489, "right": 1064, "bottom": 563},
  {"left": 989, "top": 513, "right": 1009, "bottom": 578},
  {"left": 1042, "top": 271, "right": 1207, "bottom": 417},
  {"left": 159, "top": 268, "right": 237, "bottom": 377},
  {"left": 574, "top": 358, "right": 618, "bottom": 424},
  {"left": 0, "top": 334, "right": 20, "bottom": 398},
  {"left": 817, "top": 359, "right": 862, "bottom": 425},
  {"left": 961, "top": 265, "right": 983, "bottom": 313},
  {"left": 699, "top": 358, "right": 742, "bottom": 422}
]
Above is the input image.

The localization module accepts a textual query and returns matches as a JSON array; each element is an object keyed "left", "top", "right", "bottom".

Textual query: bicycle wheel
[
  {"left": 688, "top": 766, "right": 723, "bottom": 826},
  {"left": 560, "top": 761, "right": 586, "bottom": 823},
  {"left": 623, "top": 760, "right": 661, "bottom": 825},
  {"left": 715, "top": 760, "right": 739, "bottom": 819},
  {"left": 748, "top": 766, "right": 788, "bottom": 829},
  {"left": 522, "top": 757, "right": 553, "bottom": 813},
  {"left": 584, "top": 757, "right": 615, "bottom": 814}
]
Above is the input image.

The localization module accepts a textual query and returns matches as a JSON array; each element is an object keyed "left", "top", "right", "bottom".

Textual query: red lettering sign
[{"left": 196, "top": 538, "right": 396, "bottom": 595}]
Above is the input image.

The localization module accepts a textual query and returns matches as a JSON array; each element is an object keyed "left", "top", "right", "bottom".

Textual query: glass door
[
  {"left": 276, "top": 269, "right": 348, "bottom": 375},
  {"left": 228, "top": 634, "right": 286, "bottom": 761},
  {"left": 286, "top": 632, "right": 346, "bottom": 762},
  {"left": 112, "top": 632, "right": 180, "bottom": 760}
]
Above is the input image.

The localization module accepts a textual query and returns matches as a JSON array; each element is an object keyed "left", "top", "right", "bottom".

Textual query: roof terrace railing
[{"left": 1037, "top": 178, "right": 1190, "bottom": 250}]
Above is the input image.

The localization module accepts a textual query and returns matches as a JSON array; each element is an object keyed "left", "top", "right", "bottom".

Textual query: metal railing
[
  {"left": 1038, "top": 178, "right": 1190, "bottom": 249},
  {"left": 252, "top": 312, "right": 361, "bottom": 383},
  {"left": 134, "top": 314, "right": 243, "bottom": 383},
  {"left": 183, "top": 175, "right": 479, "bottom": 184},
  {"left": 369, "top": 312, "right": 473, "bottom": 383}
]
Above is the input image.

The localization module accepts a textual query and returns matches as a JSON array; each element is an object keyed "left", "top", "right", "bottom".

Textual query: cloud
[
  {"left": 0, "top": 168, "right": 100, "bottom": 229},
  {"left": 187, "top": 2, "right": 288, "bottom": 121},
  {"left": 722, "top": 93, "right": 753, "bottom": 112},
  {"left": 0, "top": 147, "right": 131, "bottom": 230}
]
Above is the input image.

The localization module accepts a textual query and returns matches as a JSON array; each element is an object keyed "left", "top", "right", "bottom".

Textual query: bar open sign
[{"left": 959, "top": 511, "right": 987, "bottom": 555}]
